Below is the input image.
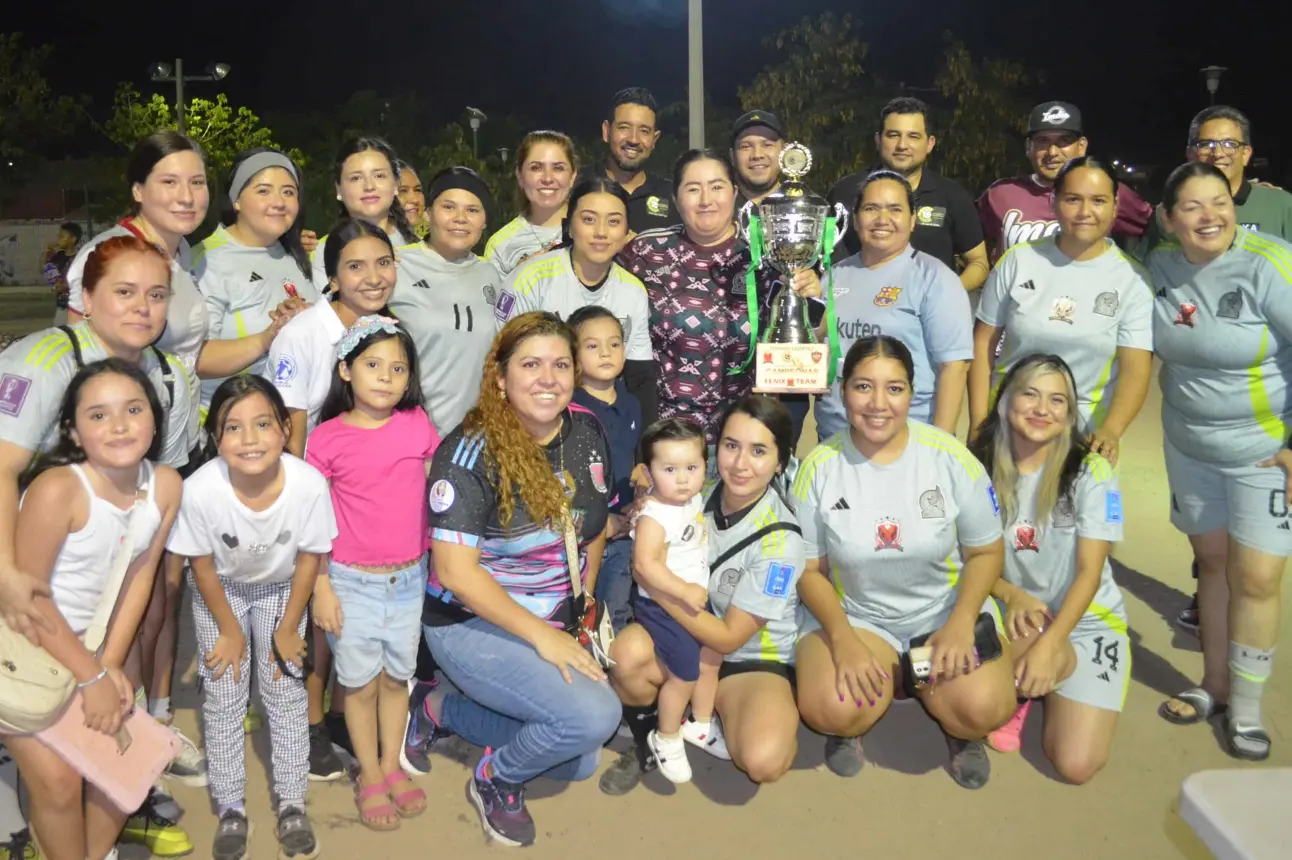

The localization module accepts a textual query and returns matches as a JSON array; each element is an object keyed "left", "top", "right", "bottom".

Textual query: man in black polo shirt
[
  {"left": 829, "top": 97, "right": 989, "bottom": 291},
  {"left": 594, "top": 87, "right": 674, "bottom": 234},
  {"left": 731, "top": 109, "right": 786, "bottom": 213}
]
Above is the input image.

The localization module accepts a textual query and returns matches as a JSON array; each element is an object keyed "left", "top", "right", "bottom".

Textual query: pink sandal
[
  {"left": 355, "top": 779, "right": 401, "bottom": 831},
  {"left": 385, "top": 770, "right": 428, "bottom": 818}
]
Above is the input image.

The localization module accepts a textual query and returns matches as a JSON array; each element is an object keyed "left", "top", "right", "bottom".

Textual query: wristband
[{"left": 76, "top": 667, "right": 109, "bottom": 689}]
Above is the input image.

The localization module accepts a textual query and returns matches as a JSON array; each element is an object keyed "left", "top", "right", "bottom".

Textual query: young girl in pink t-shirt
[{"left": 305, "top": 315, "right": 440, "bottom": 832}]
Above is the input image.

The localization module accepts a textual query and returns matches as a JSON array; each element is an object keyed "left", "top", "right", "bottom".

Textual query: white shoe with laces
[
  {"left": 647, "top": 730, "right": 692, "bottom": 784},
  {"left": 681, "top": 715, "right": 731, "bottom": 760},
  {"left": 163, "top": 722, "right": 208, "bottom": 786}
]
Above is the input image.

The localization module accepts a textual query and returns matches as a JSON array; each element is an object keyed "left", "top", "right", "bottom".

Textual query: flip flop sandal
[
  {"left": 385, "top": 770, "right": 428, "bottom": 818},
  {"left": 1159, "top": 687, "right": 1227, "bottom": 725},
  {"left": 355, "top": 780, "right": 400, "bottom": 831},
  {"left": 1226, "top": 721, "right": 1272, "bottom": 762}
]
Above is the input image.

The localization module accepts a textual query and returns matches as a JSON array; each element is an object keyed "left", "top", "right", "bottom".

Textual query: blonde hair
[
  {"left": 464, "top": 312, "right": 580, "bottom": 527},
  {"left": 514, "top": 131, "right": 578, "bottom": 217}
]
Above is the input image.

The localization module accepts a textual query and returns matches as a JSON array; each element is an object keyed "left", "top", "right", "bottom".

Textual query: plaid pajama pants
[{"left": 190, "top": 573, "right": 309, "bottom": 808}]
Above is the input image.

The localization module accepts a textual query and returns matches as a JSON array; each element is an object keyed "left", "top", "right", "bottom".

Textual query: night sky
[{"left": 10, "top": 0, "right": 1291, "bottom": 181}]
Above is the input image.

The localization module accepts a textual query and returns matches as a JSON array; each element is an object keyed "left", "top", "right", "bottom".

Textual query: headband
[
  {"left": 426, "top": 171, "right": 495, "bottom": 213},
  {"left": 337, "top": 315, "right": 402, "bottom": 361},
  {"left": 229, "top": 152, "right": 299, "bottom": 206}
]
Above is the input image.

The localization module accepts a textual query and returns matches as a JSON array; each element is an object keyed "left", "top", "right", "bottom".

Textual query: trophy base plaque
[{"left": 754, "top": 343, "right": 830, "bottom": 394}]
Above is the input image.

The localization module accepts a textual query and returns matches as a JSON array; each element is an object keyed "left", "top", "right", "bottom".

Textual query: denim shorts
[{"left": 325, "top": 557, "right": 426, "bottom": 687}]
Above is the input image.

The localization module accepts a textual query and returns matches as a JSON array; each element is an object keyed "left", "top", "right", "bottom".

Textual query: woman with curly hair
[{"left": 405, "top": 311, "right": 620, "bottom": 847}]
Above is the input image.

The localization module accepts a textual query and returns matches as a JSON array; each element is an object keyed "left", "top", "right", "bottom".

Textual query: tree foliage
[{"left": 0, "top": 33, "right": 82, "bottom": 163}]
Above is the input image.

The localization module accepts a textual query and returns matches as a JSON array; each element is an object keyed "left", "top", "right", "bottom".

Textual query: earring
[
  {"left": 336, "top": 194, "right": 343, "bottom": 201},
  {"left": 501, "top": 390, "right": 507, "bottom": 401}
]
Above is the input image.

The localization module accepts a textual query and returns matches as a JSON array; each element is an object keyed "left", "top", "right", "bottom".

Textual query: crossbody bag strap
[
  {"left": 561, "top": 508, "right": 582, "bottom": 600},
  {"left": 711, "top": 522, "right": 802, "bottom": 571},
  {"left": 81, "top": 463, "right": 153, "bottom": 652},
  {"left": 58, "top": 325, "right": 85, "bottom": 369}
]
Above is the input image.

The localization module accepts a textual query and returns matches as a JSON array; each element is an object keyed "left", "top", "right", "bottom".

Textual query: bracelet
[{"left": 76, "top": 667, "right": 109, "bottom": 689}]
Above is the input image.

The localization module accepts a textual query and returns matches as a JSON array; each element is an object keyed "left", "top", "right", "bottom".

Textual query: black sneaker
[
  {"left": 401, "top": 680, "right": 449, "bottom": 776},
  {"left": 945, "top": 736, "right": 991, "bottom": 790},
  {"left": 276, "top": 806, "right": 319, "bottom": 859},
  {"left": 1176, "top": 593, "right": 1200, "bottom": 634},
  {"left": 212, "top": 809, "right": 250, "bottom": 860},
  {"left": 598, "top": 742, "right": 654, "bottom": 796},
  {"left": 307, "top": 722, "right": 344, "bottom": 782},
  {"left": 324, "top": 711, "right": 354, "bottom": 758},
  {"left": 824, "top": 735, "right": 865, "bottom": 777},
  {"left": 468, "top": 770, "right": 536, "bottom": 847}
]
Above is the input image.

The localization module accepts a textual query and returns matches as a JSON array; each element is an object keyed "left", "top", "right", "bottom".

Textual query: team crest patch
[
  {"left": 273, "top": 355, "right": 297, "bottom": 385},
  {"left": 1052, "top": 496, "right": 1077, "bottom": 529},
  {"left": 915, "top": 206, "right": 946, "bottom": 227},
  {"left": 429, "top": 480, "right": 456, "bottom": 513},
  {"left": 1105, "top": 491, "right": 1123, "bottom": 524},
  {"left": 646, "top": 196, "right": 669, "bottom": 217},
  {"left": 763, "top": 563, "right": 795, "bottom": 597},
  {"left": 1013, "top": 522, "right": 1041, "bottom": 552},
  {"left": 919, "top": 486, "right": 945, "bottom": 519},
  {"left": 717, "top": 568, "right": 740, "bottom": 596},
  {"left": 874, "top": 518, "right": 902, "bottom": 552},
  {"left": 874, "top": 286, "right": 902, "bottom": 307},
  {"left": 589, "top": 460, "right": 607, "bottom": 494},
  {"left": 1093, "top": 291, "right": 1119, "bottom": 317},
  {"left": 1049, "top": 296, "right": 1076, "bottom": 324},
  {"left": 682, "top": 524, "right": 696, "bottom": 542},
  {"left": 494, "top": 290, "right": 517, "bottom": 324},
  {"left": 0, "top": 374, "right": 32, "bottom": 417},
  {"left": 281, "top": 279, "right": 300, "bottom": 299},
  {"left": 1175, "top": 302, "right": 1198, "bottom": 327},
  {"left": 483, "top": 284, "right": 498, "bottom": 306},
  {"left": 1216, "top": 291, "right": 1242, "bottom": 319}
]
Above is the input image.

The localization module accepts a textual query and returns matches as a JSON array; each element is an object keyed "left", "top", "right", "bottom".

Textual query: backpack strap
[
  {"left": 57, "top": 325, "right": 85, "bottom": 369},
  {"left": 711, "top": 522, "right": 802, "bottom": 571},
  {"left": 150, "top": 345, "right": 175, "bottom": 406}
]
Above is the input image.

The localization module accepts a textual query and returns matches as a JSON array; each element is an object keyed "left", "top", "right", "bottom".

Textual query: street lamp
[
  {"left": 1200, "top": 65, "right": 1227, "bottom": 104},
  {"left": 465, "top": 107, "right": 487, "bottom": 160},
  {"left": 688, "top": 0, "right": 704, "bottom": 148},
  {"left": 150, "top": 59, "right": 231, "bottom": 136}
]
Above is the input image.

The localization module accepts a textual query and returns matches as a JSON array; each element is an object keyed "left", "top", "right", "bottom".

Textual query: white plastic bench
[{"left": 1180, "top": 768, "right": 1292, "bottom": 860}]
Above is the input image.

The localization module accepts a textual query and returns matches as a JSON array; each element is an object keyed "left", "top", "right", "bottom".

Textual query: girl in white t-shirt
[
  {"left": 4, "top": 359, "right": 181, "bottom": 860},
  {"left": 167, "top": 376, "right": 336, "bottom": 860},
  {"left": 631, "top": 419, "right": 719, "bottom": 785}
]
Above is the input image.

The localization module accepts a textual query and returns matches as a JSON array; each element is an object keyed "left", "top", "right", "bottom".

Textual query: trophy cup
[{"left": 738, "top": 143, "right": 848, "bottom": 394}]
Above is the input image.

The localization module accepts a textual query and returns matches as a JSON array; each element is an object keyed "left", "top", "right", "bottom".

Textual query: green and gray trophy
[{"left": 737, "top": 142, "right": 847, "bottom": 394}]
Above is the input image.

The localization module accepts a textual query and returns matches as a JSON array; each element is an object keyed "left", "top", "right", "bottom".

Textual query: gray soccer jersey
[
  {"left": 977, "top": 237, "right": 1154, "bottom": 435},
  {"left": 792, "top": 422, "right": 1002, "bottom": 625},
  {"left": 1149, "top": 227, "right": 1292, "bottom": 467},
  {"left": 309, "top": 228, "right": 410, "bottom": 290},
  {"left": 388, "top": 243, "right": 501, "bottom": 436},
  {"left": 705, "top": 485, "right": 806, "bottom": 665},
  {"left": 192, "top": 225, "right": 322, "bottom": 407},
  {"left": 0, "top": 322, "right": 193, "bottom": 468},
  {"left": 484, "top": 216, "right": 563, "bottom": 278},
  {"left": 816, "top": 248, "right": 973, "bottom": 437},
  {"left": 1002, "top": 454, "right": 1126, "bottom": 632},
  {"left": 495, "top": 249, "right": 653, "bottom": 362}
]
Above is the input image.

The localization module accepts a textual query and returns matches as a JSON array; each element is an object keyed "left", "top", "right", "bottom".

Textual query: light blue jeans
[{"left": 422, "top": 616, "right": 621, "bottom": 784}]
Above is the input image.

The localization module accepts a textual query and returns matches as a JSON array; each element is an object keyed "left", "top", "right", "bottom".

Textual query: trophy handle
[
  {"left": 737, "top": 199, "right": 757, "bottom": 243},
  {"left": 830, "top": 202, "right": 850, "bottom": 247}
]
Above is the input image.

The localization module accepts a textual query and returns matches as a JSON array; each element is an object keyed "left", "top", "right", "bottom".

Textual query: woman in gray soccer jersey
[
  {"left": 308, "top": 137, "right": 420, "bottom": 288},
  {"left": 390, "top": 167, "right": 500, "bottom": 436},
  {"left": 816, "top": 170, "right": 973, "bottom": 438},
  {"left": 794, "top": 336, "right": 1015, "bottom": 789},
  {"left": 484, "top": 131, "right": 577, "bottom": 277},
  {"left": 1150, "top": 163, "right": 1292, "bottom": 761},
  {"left": 970, "top": 354, "right": 1127, "bottom": 783},
  {"left": 601, "top": 396, "right": 806, "bottom": 796},
  {"left": 498, "top": 177, "right": 658, "bottom": 423},
  {"left": 192, "top": 148, "right": 320, "bottom": 411},
  {"left": 970, "top": 157, "right": 1154, "bottom": 465}
]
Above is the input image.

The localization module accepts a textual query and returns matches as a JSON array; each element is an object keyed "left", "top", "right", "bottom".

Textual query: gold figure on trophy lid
[{"left": 779, "top": 143, "right": 812, "bottom": 182}]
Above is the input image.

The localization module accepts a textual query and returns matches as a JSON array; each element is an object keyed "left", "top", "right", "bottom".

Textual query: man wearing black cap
[
  {"left": 977, "top": 100, "right": 1151, "bottom": 262},
  {"left": 828, "top": 97, "right": 988, "bottom": 291},
  {"left": 594, "top": 86, "right": 674, "bottom": 234},
  {"left": 731, "top": 109, "right": 787, "bottom": 212}
]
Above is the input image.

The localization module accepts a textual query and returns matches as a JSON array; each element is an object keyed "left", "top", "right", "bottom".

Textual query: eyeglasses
[{"left": 1191, "top": 139, "right": 1247, "bottom": 154}]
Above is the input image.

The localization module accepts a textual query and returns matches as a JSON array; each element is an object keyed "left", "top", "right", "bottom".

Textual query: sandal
[
  {"left": 385, "top": 770, "right": 428, "bottom": 818},
  {"left": 1159, "top": 687, "right": 1227, "bottom": 725},
  {"left": 1226, "top": 720, "right": 1272, "bottom": 762},
  {"left": 354, "top": 780, "right": 400, "bottom": 831}
]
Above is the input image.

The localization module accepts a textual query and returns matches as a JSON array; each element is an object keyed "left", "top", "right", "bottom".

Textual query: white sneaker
[
  {"left": 163, "top": 723, "right": 208, "bottom": 786},
  {"left": 647, "top": 730, "right": 692, "bottom": 784},
  {"left": 681, "top": 716, "right": 731, "bottom": 761}
]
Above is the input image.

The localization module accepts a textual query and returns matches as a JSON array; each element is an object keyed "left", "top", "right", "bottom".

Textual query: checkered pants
[{"left": 190, "top": 573, "right": 309, "bottom": 807}]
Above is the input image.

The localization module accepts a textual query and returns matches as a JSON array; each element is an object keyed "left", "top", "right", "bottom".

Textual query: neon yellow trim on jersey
[
  {"left": 791, "top": 436, "right": 843, "bottom": 500},
  {"left": 1241, "top": 233, "right": 1292, "bottom": 285},
  {"left": 1246, "top": 325, "right": 1287, "bottom": 443},
  {"left": 1081, "top": 452, "right": 1113, "bottom": 483},
  {"left": 233, "top": 310, "right": 248, "bottom": 340},
  {"left": 1086, "top": 602, "right": 1127, "bottom": 635},
  {"left": 308, "top": 234, "right": 330, "bottom": 263},
  {"left": 1109, "top": 246, "right": 1152, "bottom": 280},
  {"left": 193, "top": 229, "right": 230, "bottom": 266},
  {"left": 511, "top": 259, "right": 567, "bottom": 297},
  {"left": 484, "top": 217, "right": 527, "bottom": 259},
  {"left": 25, "top": 325, "right": 93, "bottom": 370},
  {"left": 830, "top": 560, "right": 846, "bottom": 602},
  {"left": 944, "top": 551, "right": 960, "bottom": 588},
  {"left": 1086, "top": 355, "right": 1116, "bottom": 429},
  {"left": 912, "top": 424, "right": 984, "bottom": 480},
  {"left": 615, "top": 264, "right": 647, "bottom": 293},
  {"left": 759, "top": 627, "right": 778, "bottom": 662}
]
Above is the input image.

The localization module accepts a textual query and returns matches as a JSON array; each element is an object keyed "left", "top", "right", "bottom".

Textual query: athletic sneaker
[
  {"left": 307, "top": 722, "right": 345, "bottom": 781},
  {"left": 402, "top": 680, "right": 449, "bottom": 775},
  {"left": 647, "top": 730, "right": 692, "bottom": 783},
  {"left": 598, "top": 744, "right": 651, "bottom": 796},
  {"left": 244, "top": 704, "right": 263, "bottom": 735},
  {"left": 211, "top": 809, "right": 249, "bottom": 860},
  {"left": 469, "top": 753, "right": 536, "bottom": 847},
  {"left": 120, "top": 792, "right": 194, "bottom": 857},
  {"left": 0, "top": 829, "right": 38, "bottom": 860},
  {"left": 149, "top": 783, "right": 183, "bottom": 821},
  {"left": 824, "top": 735, "right": 865, "bottom": 777},
  {"left": 276, "top": 806, "right": 318, "bottom": 859},
  {"left": 681, "top": 715, "right": 731, "bottom": 760},
  {"left": 945, "top": 736, "right": 991, "bottom": 790},
  {"left": 987, "top": 700, "right": 1032, "bottom": 753},
  {"left": 162, "top": 722, "right": 208, "bottom": 786},
  {"left": 1177, "top": 593, "right": 1200, "bottom": 634},
  {"left": 324, "top": 711, "right": 354, "bottom": 758}
]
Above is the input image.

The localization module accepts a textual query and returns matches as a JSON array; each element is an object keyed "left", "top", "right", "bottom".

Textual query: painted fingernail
[
  {"left": 839, "top": 694, "right": 845, "bottom": 702},
  {"left": 868, "top": 699, "right": 875, "bottom": 707}
]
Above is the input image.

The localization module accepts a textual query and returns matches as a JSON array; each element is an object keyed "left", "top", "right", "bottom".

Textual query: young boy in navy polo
[{"left": 569, "top": 305, "right": 643, "bottom": 632}]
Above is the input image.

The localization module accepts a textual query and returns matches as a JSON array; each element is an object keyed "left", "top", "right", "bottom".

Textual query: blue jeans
[
  {"left": 422, "top": 617, "right": 621, "bottom": 784},
  {"left": 595, "top": 539, "right": 634, "bottom": 633}
]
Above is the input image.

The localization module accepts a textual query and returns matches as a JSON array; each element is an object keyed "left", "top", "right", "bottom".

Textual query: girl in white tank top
[{"left": 3, "top": 358, "right": 180, "bottom": 860}]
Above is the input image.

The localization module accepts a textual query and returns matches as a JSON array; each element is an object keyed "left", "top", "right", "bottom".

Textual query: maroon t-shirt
[{"left": 976, "top": 175, "right": 1153, "bottom": 261}]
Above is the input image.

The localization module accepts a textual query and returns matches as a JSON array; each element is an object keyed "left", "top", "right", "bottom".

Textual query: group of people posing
[{"left": 0, "top": 85, "right": 1290, "bottom": 860}]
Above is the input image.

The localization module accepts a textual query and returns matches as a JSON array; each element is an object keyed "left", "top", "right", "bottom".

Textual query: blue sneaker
[
  {"left": 468, "top": 751, "right": 535, "bottom": 847},
  {"left": 400, "top": 679, "right": 449, "bottom": 775}
]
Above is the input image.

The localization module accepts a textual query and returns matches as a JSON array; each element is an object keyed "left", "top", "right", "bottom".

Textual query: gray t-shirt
[
  {"left": 705, "top": 484, "right": 806, "bottom": 665},
  {"left": 978, "top": 236, "right": 1154, "bottom": 435},
  {"left": 793, "top": 422, "right": 1001, "bottom": 624},
  {"left": 484, "top": 216, "right": 563, "bottom": 279},
  {"left": 816, "top": 247, "right": 973, "bottom": 437},
  {"left": 192, "top": 225, "right": 322, "bottom": 408},
  {"left": 389, "top": 244, "right": 501, "bottom": 436},
  {"left": 1148, "top": 227, "right": 1292, "bottom": 466},
  {"left": 1003, "top": 455, "right": 1126, "bottom": 633}
]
